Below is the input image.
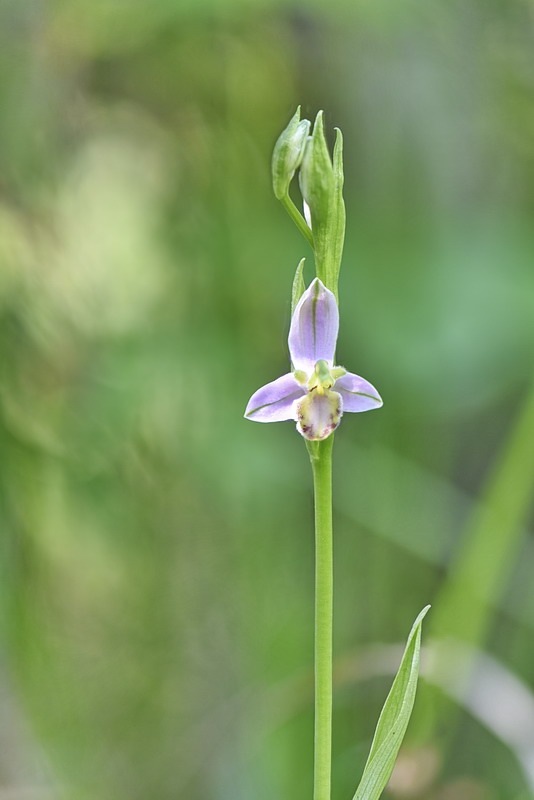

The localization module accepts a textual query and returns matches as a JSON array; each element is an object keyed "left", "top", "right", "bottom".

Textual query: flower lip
[{"left": 296, "top": 389, "right": 342, "bottom": 440}]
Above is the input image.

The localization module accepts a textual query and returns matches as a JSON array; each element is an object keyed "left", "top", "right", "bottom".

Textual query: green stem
[
  {"left": 281, "top": 193, "right": 314, "bottom": 248},
  {"left": 308, "top": 436, "right": 334, "bottom": 800}
]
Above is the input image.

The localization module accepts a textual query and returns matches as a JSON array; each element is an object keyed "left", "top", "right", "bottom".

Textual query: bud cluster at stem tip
[{"left": 271, "top": 107, "right": 346, "bottom": 299}]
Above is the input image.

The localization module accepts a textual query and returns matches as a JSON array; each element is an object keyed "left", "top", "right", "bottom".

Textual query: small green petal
[
  {"left": 293, "top": 370, "right": 308, "bottom": 385},
  {"left": 331, "top": 366, "right": 347, "bottom": 380}
]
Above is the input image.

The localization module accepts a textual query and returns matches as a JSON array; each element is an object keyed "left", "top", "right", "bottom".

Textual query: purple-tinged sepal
[
  {"left": 289, "top": 278, "right": 339, "bottom": 372},
  {"left": 335, "top": 372, "right": 383, "bottom": 412},
  {"left": 245, "top": 373, "right": 305, "bottom": 423}
]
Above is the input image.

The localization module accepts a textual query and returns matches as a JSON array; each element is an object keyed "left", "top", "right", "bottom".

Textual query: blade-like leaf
[
  {"left": 291, "top": 257, "right": 306, "bottom": 314},
  {"left": 353, "top": 605, "right": 430, "bottom": 800}
]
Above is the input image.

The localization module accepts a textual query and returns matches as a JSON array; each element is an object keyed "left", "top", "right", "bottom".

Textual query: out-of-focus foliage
[{"left": 0, "top": 1, "right": 533, "bottom": 799}]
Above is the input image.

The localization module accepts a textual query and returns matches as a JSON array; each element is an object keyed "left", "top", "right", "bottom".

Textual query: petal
[
  {"left": 245, "top": 373, "right": 306, "bottom": 422},
  {"left": 296, "top": 390, "right": 343, "bottom": 441},
  {"left": 335, "top": 372, "right": 383, "bottom": 412},
  {"left": 288, "top": 278, "right": 339, "bottom": 371}
]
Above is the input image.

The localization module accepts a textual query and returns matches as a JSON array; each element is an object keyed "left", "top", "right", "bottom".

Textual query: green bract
[{"left": 291, "top": 257, "right": 306, "bottom": 314}]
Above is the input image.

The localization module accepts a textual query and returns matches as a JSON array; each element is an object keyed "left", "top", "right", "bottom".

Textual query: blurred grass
[{"left": 0, "top": 1, "right": 533, "bottom": 799}]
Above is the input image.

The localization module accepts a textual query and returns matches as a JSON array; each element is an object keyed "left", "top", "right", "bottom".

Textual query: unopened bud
[
  {"left": 272, "top": 107, "right": 311, "bottom": 200},
  {"left": 298, "top": 111, "right": 335, "bottom": 229},
  {"left": 298, "top": 111, "right": 345, "bottom": 296}
]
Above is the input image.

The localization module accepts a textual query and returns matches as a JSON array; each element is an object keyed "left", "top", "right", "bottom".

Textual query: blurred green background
[{"left": 1, "top": 1, "right": 533, "bottom": 798}]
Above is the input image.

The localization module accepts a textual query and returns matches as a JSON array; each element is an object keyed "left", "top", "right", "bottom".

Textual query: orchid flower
[{"left": 245, "top": 278, "right": 382, "bottom": 440}]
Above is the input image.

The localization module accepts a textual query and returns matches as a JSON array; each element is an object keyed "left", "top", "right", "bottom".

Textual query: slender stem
[
  {"left": 309, "top": 436, "right": 334, "bottom": 800},
  {"left": 281, "top": 193, "right": 314, "bottom": 248}
]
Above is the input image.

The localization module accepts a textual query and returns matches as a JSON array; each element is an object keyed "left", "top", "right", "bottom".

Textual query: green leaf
[
  {"left": 353, "top": 605, "right": 430, "bottom": 800},
  {"left": 291, "top": 257, "right": 306, "bottom": 314}
]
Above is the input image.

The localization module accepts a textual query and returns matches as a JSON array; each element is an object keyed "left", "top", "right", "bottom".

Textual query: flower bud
[
  {"left": 298, "top": 111, "right": 345, "bottom": 297},
  {"left": 272, "top": 107, "right": 311, "bottom": 200},
  {"left": 298, "top": 111, "right": 335, "bottom": 231}
]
